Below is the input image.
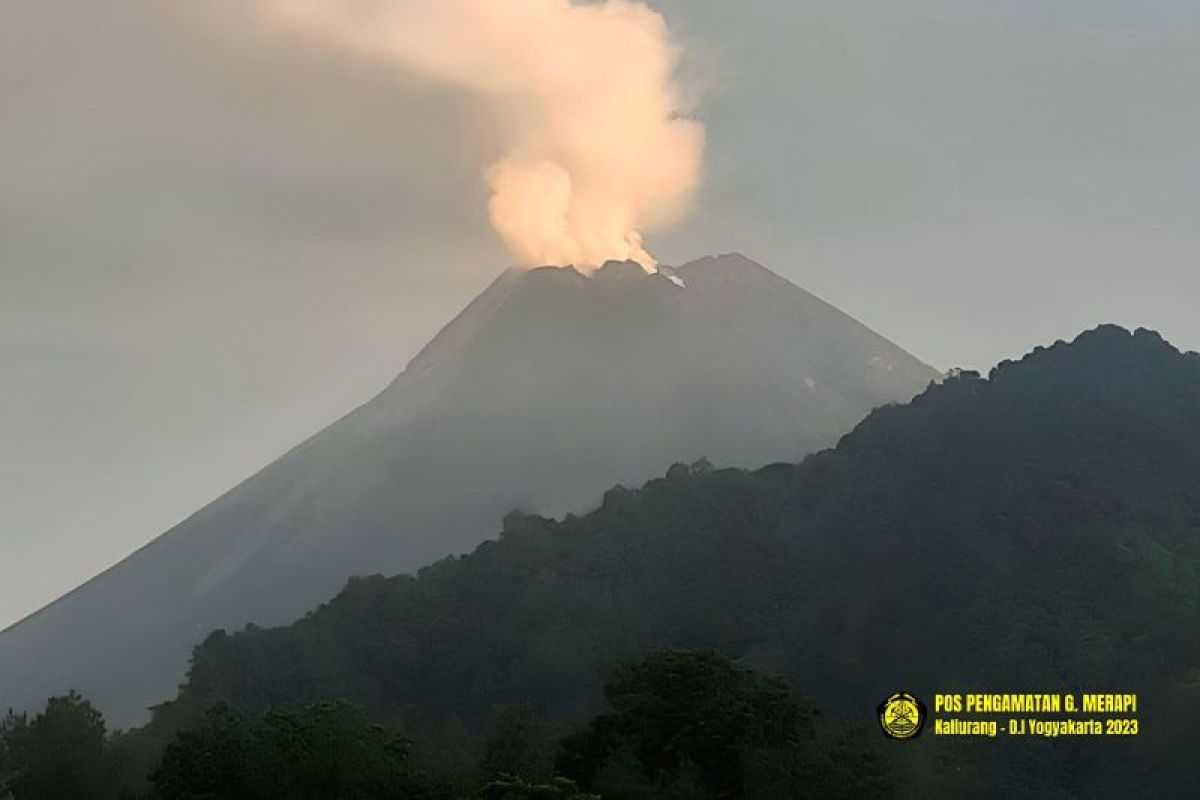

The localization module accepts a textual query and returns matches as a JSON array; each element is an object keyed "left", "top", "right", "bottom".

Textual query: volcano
[{"left": 0, "top": 253, "right": 939, "bottom": 726}]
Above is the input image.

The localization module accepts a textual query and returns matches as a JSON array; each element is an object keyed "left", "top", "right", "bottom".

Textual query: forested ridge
[{"left": 5, "top": 325, "right": 1200, "bottom": 797}]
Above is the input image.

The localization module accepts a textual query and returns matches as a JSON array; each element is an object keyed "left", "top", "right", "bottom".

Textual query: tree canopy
[
  {"left": 157, "top": 327, "right": 1200, "bottom": 796},
  {"left": 0, "top": 692, "right": 118, "bottom": 800},
  {"left": 11, "top": 326, "right": 1200, "bottom": 798}
]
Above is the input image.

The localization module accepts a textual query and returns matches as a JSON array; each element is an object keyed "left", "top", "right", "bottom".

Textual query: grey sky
[{"left": 2, "top": 0, "right": 1197, "bottom": 628}]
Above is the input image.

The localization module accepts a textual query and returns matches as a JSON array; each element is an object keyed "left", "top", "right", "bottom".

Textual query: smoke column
[{"left": 264, "top": 0, "right": 704, "bottom": 270}]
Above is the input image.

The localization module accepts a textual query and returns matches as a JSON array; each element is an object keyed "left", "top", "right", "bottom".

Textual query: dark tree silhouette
[
  {"left": 0, "top": 692, "right": 117, "bottom": 800},
  {"left": 151, "top": 701, "right": 444, "bottom": 799}
]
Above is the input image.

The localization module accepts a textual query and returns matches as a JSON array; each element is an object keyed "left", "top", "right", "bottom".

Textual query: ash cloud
[{"left": 266, "top": 0, "right": 705, "bottom": 271}]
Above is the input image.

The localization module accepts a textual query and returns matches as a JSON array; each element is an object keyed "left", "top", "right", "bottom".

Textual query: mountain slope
[
  {"left": 0, "top": 253, "right": 939, "bottom": 726},
  {"left": 171, "top": 326, "right": 1200, "bottom": 798}
]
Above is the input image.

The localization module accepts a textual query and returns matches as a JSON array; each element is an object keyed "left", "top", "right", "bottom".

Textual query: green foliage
[
  {"left": 481, "top": 707, "right": 558, "bottom": 783},
  {"left": 151, "top": 701, "right": 446, "bottom": 799},
  {"left": 557, "top": 651, "right": 894, "bottom": 800},
  {"left": 558, "top": 651, "right": 807, "bottom": 797},
  {"left": 0, "top": 717, "right": 12, "bottom": 800},
  {"left": 126, "top": 326, "right": 1200, "bottom": 796},
  {"left": 481, "top": 775, "right": 598, "bottom": 800},
  {"left": 0, "top": 692, "right": 120, "bottom": 800}
]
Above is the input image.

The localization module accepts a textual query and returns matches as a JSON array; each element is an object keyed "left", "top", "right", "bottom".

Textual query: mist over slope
[
  {"left": 170, "top": 325, "right": 1200, "bottom": 798},
  {"left": 0, "top": 253, "right": 938, "bottom": 726}
]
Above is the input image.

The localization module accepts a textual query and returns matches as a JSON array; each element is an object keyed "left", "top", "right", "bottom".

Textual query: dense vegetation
[
  {"left": 0, "top": 693, "right": 121, "bottom": 799},
  {"left": 7, "top": 325, "right": 1200, "bottom": 797},
  {"left": 553, "top": 652, "right": 894, "bottom": 799},
  {"left": 0, "top": 653, "right": 895, "bottom": 799},
  {"left": 150, "top": 701, "right": 445, "bottom": 799},
  {"left": 149, "top": 326, "right": 1200, "bottom": 796}
]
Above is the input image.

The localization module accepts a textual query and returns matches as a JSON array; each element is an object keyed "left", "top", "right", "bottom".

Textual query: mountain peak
[
  {"left": 517, "top": 253, "right": 776, "bottom": 291},
  {"left": 526, "top": 264, "right": 587, "bottom": 282},
  {"left": 0, "top": 250, "right": 940, "bottom": 728},
  {"left": 676, "top": 251, "right": 779, "bottom": 279},
  {"left": 593, "top": 259, "right": 649, "bottom": 281}
]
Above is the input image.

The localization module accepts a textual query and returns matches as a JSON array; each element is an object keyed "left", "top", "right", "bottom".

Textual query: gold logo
[{"left": 877, "top": 691, "right": 926, "bottom": 740}]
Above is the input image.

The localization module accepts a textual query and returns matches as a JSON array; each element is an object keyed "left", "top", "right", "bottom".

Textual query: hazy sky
[{"left": 3, "top": 0, "right": 1197, "bottom": 628}]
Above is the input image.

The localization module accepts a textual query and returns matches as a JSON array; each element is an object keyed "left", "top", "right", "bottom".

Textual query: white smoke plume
[{"left": 263, "top": 0, "right": 704, "bottom": 270}]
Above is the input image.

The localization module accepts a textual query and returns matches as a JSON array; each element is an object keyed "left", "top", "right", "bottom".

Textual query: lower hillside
[
  {"left": 4, "top": 652, "right": 912, "bottom": 799},
  {"left": 158, "top": 326, "right": 1200, "bottom": 798}
]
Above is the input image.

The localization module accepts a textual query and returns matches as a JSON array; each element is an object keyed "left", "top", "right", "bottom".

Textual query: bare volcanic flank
[{"left": 0, "top": 253, "right": 939, "bottom": 726}]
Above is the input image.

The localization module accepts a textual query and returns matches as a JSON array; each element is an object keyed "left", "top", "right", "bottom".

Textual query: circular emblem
[{"left": 877, "top": 691, "right": 926, "bottom": 739}]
